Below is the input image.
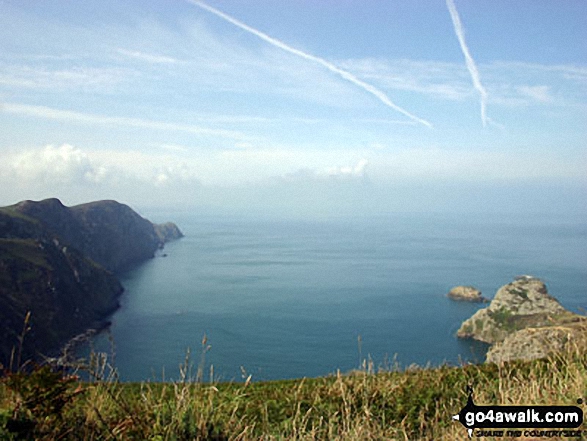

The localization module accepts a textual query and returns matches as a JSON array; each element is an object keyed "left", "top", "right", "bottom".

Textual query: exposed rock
[
  {"left": 487, "top": 276, "right": 565, "bottom": 316},
  {"left": 0, "top": 198, "right": 183, "bottom": 368},
  {"left": 447, "top": 286, "right": 488, "bottom": 303},
  {"left": 457, "top": 276, "right": 585, "bottom": 363},
  {"left": 486, "top": 321, "right": 587, "bottom": 364},
  {"left": 154, "top": 221, "right": 184, "bottom": 245},
  {"left": 457, "top": 277, "right": 566, "bottom": 344}
]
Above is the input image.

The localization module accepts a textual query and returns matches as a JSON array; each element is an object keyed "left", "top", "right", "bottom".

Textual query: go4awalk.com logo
[{"left": 452, "top": 386, "right": 584, "bottom": 438}]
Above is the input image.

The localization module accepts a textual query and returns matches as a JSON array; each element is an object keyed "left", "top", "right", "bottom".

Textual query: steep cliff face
[
  {"left": 0, "top": 199, "right": 183, "bottom": 368},
  {"left": 457, "top": 276, "right": 586, "bottom": 363},
  {"left": 0, "top": 237, "right": 123, "bottom": 367},
  {"left": 12, "top": 199, "right": 182, "bottom": 273}
]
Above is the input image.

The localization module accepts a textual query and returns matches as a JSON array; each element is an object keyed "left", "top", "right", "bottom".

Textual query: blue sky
[{"left": 0, "top": 0, "right": 585, "bottom": 216}]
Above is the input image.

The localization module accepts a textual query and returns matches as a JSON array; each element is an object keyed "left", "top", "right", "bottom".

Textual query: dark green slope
[
  {"left": 11, "top": 198, "right": 183, "bottom": 273},
  {"left": 0, "top": 199, "right": 182, "bottom": 369}
]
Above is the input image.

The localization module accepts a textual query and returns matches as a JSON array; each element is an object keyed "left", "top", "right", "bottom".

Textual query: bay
[{"left": 84, "top": 212, "right": 587, "bottom": 382}]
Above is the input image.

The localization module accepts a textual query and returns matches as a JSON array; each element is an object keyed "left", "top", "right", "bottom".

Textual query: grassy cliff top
[{"left": 1, "top": 348, "right": 586, "bottom": 440}]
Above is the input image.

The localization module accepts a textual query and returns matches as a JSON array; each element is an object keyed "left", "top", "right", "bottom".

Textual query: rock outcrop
[
  {"left": 447, "top": 286, "right": 488, "bottom": 303},
  {"left": 154, "top": 222, "right": 184, "bottom": 245},
  {"left": 0, "top": 198, "right": 183, "bottom": 368},
  {"left": 486, "top": 322, "right": 587, "bottom": 364},
  {"left": 457, "top": 276, "right": 586, "bottom": 363}
]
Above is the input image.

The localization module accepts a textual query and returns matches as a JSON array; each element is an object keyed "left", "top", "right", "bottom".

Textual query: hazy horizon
[{"left": 1, "top": 1, "right": 585, "bottom": 218}]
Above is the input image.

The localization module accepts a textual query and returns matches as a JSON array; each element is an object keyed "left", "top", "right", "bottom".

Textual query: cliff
[
  {"left": 457, "top": 276, "right": 586, "bottom": 363},
  {"left": 11, "top": 198, "right": 183, "bottom": 273},
  {"left": 0, "top": 198, "right": 182, "bottom": 368}
]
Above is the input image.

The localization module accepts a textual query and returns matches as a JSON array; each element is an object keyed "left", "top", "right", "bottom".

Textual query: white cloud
[
  {"left": 490, "top": 61, "right": 587, "bottom": 81},
  {"left": 0, "top": 64, "right": 136, "bottom": 92},
  {"left": 2, "top": 141, "right": 584, "bottom": 203},
  {"left": 341, "top": 58, "right": 587, "bottom": 113},
  {"left": 0, "top": 102, "right": 247, "bottom": 140},
  {"left": 86, "top": 149, "right": 199, "bottom": 184},
  {"left": 1, "top": 143, "right": 584, "bottom": 215},
  {"left": 341, "top": 58, "right": 472, "bottom": 102},
  {"left": 187, "top": 0, "right": 432, "bottom": 128},
  {"left": 3, "top": 144, "right": 202, "bottom": 190},
  {"left": 116, "top": 18, "right": 382, "bottom": 112},
  {"left": 275, "top": 159, "right": 369, "bottom": 185},
  {"left": 517, "top": 85, "right": 553, "bottom": 104},
  {"left": 0, "top": 144, "right": 208, "bottom": 207},
  {"left": 213, "top": 148, "right": 373, "bottom": 186},
  {"left": 482, "top": 62, "right": 587, "bottom": 108},
  {"left": 9, "top": 144, "right": 106, "bottom": 185},
  {"left": 327, "top": 159, "right": 368, "bottom": 178},
  {"left": 116, "top": 48, "right": 181, "bottom": 65}
]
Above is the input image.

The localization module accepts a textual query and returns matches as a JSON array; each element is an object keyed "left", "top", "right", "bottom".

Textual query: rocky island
[
  {"left": 447, "top": 285, "right": 488, "bottom": 302},
  {"left": 0, "top": 198, "right": 183, "bottom": 368},
  {"left": 457, "top": 276, "right": 586, "bottom": 363}
]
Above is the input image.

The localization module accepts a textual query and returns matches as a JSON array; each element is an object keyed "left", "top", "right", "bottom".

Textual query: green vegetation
[
  {"left": 0, "top": 239, "right": 53, "bottom": 270},
  {"left": 488, "top": 305, "right": 586, "bottom": 339},
  {"left": 0, "top": 198, "right": 183, "bottom": 368},
  {"left": 488, "top": 306, "right": 518, "bottom": 332},
  {"left": 0, "top": 206, "right": 41, "bottom": 225},
  {"left": 1, "top": 349, "right": 586, "bottom": 440}
]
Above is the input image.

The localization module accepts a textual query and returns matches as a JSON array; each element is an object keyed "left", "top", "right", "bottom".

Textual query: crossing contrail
[
  {"left": 446, "top": 0, "right": 488, "bottom": 127},
  {"left": 187, "top": 0, "right": 433, "bottom": 128}
]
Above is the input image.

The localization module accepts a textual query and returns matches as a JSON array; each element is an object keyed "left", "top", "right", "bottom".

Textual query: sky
[{"left": 0, "top": 0, "right": 586, "bottom": 217}]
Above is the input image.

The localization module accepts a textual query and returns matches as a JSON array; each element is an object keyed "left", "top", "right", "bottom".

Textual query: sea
[{"left": 82, "top": 212, "right": 587, "bottom": 382}]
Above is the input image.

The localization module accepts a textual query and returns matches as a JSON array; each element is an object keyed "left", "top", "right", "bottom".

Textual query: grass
[
  {"left": 488, "top": 306, "right": 517, "bottom": 332},
  {"left": 488, "top": 306, "right": 587, "bottom": 338},
  {"left": 0, "top": 238, "right": 53, "bottom": 271},
  {"left": 1, "top": 346, "right": 586, "bottom": 440},
  {"left": 0, "top": 206, "right": 41, "bottom": 224}
]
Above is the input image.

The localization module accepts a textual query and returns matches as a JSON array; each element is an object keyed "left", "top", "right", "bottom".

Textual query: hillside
[
  {"left": 0, "top": 199, "right": 182, "bottom": 368},
  {"left": 9, "top": 198, "right": 183, "bottom": 273}
]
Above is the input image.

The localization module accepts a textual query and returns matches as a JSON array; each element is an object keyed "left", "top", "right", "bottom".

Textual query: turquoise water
[{"left": 87, "top": 213, "right": 587, "bottom": 382}]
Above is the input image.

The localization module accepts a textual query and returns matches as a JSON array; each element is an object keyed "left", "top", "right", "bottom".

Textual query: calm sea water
[{"left": 85, "top": 212, "right": 587, "bottom": 382}]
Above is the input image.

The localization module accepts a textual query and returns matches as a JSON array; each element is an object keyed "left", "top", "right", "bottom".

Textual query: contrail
[
  {"left": 446, "top": 0, "right": 488, "bottom": 127},
  {"left": 187, "top": 0, "right": 432, "bottom": 128}
]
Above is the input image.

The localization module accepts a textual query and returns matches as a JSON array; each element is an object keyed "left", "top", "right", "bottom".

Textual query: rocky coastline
[
  {"left": 456, "top": 276, "right": 586, "bottom": 363},
  {"left": 0, "top": 198, "right": 183, "bottom": 368}
]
